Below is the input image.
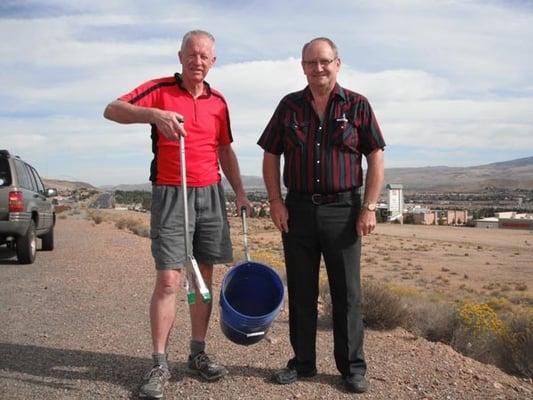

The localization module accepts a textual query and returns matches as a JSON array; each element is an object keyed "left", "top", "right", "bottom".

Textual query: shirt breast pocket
[
  {"left": 283, "top": 121, "right": 308, "bottom": 153},
  {"left": 330, "top": 120, "right": 359, "bottom": 153}
]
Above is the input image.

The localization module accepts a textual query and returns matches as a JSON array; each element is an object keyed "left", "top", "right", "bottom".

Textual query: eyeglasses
[{"left": 302, "top": 58, "right": 337, "bottom": 67}]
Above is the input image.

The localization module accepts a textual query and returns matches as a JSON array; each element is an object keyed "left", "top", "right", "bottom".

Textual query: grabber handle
[
  {"left": 189, "top": 256, "right": 211, "bottom": 303},
  {"left": 186, "top": 268, "right": 196, "bottom": 305},
  {"left": 241, "top": 206, "right": 251, "bottom": 262},
  {"left": 180, "top": 132, "right": 211, "bottom": 304}
]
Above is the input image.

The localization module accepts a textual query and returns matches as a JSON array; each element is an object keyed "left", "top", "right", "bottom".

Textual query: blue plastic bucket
[{"left": 220, "top": 260, "right": 284, "bottom": 345}]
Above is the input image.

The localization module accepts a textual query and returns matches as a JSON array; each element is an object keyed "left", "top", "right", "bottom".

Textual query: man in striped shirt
[
  {"left": 104, "top": 30, "right": 251, "bottom": 399},
  {"left": 258, "top": 37, "right": 385, "bottom": 394}
]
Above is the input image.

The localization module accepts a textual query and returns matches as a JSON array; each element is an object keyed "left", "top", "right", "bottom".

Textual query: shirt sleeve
[
  {"left": 257, "top": 101, "right": 285, "bottom": 155},
  {"left": 358, "top": 98, "right": 386, "bottom": 155},
  {"left": 118, "top": 80, "right": 161, "bottom": 108}
]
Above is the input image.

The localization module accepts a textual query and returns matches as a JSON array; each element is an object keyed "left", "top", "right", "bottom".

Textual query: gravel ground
[{"left": 0, "top": 215, "right": 531, "bottom": 400}]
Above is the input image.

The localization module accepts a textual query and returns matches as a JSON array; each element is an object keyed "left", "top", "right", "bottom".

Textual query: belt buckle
[{"left": 311, "top": 193, "right": 322, "bottom": 205}]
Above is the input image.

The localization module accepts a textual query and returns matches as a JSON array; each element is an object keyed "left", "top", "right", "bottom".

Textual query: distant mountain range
[
  {"left": 384, "top": 156, "right": 533, "bottom": 192},
  {"left": 42, "top": 178, "right": 97, "bottom": 192},
  {"left": 53, "top": 156, "right": 533, "bottom": 193}
]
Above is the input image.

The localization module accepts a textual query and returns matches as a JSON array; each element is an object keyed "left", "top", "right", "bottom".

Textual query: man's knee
[{"left": 154, "top": 269, "right": 182, "bottom": 296}]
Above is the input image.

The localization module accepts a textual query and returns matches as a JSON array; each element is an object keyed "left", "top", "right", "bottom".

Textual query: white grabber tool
[{"left": 179, "top": 133, "right": 211, "bottom": 304}]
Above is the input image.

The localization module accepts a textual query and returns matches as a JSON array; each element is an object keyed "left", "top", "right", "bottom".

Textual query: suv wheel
[
  {"left": 41, "top": 226, "right": 54, "bottom": 251},
  {"left": 16, "top": 220, "right": 36, "bottom": 264}
]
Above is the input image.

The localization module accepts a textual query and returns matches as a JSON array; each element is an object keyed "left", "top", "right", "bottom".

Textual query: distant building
[
  {"left": 445, "top": 210, "right": 468, "bottom": 225},
  {"left": 387, "top": 183, "right": 404, "bottom": 222},
  {"left": 475, "top": 218, "right": 499, "bottom": 229},
  {"left": 498, "top": 213, "right": 533, "bottom": 230},
  {"left": 474, "top": 213, "right": 533, "bottom": 230},
  {"left": 407, "top": 209, "right": 468, "bottom": 225}
]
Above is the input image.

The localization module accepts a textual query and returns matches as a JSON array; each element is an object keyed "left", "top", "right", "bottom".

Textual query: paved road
[{"left": 0, "top": 215, "right": 156, "bottom": 399}]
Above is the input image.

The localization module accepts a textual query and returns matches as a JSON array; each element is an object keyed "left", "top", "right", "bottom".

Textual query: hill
[
  {"left": 86, "top": 156, "right": 533, "bottom": 193},
  {"left": 43, "top": 178, "right": 98, "bottom": 192},
  {"left": 385, "top": 156, "right": 533, "bottom": 192}
]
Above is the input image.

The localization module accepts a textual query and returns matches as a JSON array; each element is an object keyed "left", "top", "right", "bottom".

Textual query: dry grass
[
  {"left": 361, "top": 280, "right": 409, "bottom": 330},
  {"left": 499, "top": 311, "right": 533, "bottom": 377}
]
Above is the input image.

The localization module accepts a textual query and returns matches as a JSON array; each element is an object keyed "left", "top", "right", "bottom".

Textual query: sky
[{"left": 1, "top": 0, "right": 532, "bottom": 186}]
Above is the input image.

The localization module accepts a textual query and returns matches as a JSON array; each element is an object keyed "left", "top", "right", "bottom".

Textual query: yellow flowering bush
[{"left": 458, "top": 301, "right": 507, "bottom": 337}]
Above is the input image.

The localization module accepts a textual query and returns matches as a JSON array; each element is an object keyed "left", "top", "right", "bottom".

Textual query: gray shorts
[{"left": 150, "top": 183, "right": 233, "bottom": 270}]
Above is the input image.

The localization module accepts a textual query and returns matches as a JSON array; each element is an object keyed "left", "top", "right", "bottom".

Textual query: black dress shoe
[
  {"left": 273, "top": 367, "right": 317, "bottom": 384},
  {"left": 343, "top": 374, "right": 369, "bottom": 393}
]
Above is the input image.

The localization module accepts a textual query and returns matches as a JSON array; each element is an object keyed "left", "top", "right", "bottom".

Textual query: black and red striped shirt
[{"left": 258, "top": 84, "right": 385, "bottom": 194}]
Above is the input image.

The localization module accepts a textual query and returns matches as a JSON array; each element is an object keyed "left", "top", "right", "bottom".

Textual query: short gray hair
[
  {"left": 180, "top": 30, "right": 215, "bottom": 51},
  {"left": 301, "top": 37, "right": 339, "bottom": 59}
]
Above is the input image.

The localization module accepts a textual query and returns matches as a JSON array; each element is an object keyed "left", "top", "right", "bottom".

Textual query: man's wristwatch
[{"left": 362, "top": 202, "right": 377, "bottom": 212}]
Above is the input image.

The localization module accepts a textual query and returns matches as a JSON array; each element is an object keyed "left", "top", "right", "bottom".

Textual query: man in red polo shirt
[{"left": 104, "top": 30, "right": 251, "bottom": 399}]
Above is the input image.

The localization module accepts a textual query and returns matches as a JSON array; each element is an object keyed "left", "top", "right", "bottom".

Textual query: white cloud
[{"left": 1, "top": 0, "right": 532, "bottom": 185}]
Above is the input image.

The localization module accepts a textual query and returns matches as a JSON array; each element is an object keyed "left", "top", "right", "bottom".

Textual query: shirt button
[
  {"left": 317, "top": 160, "right": 320, "bottom": 164},
  {"left": 317, "top": 143, "right": 320, "bottom": 146},
  {"left": 316, "top": 179, "right": 320, "bottom": 182}
]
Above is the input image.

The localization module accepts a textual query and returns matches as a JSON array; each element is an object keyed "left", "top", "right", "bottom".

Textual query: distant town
[
  {"left": 51, "top": 184, "right": 533, "bottom": 232},
  {"left": 44, "top": 156, "right": 533, "bottom": 231}
]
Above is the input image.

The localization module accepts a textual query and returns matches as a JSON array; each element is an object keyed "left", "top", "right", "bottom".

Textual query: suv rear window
[
  {"left": 0, "top": 158, "right": 12, "bottom": 186},
  {"left": 14, "top": 159, "right": 32, "bottom": 190}
]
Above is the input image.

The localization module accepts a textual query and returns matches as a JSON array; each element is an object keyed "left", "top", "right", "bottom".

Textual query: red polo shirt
[{"left": 119, "top": 73, "right": 233, "bottom": 186}]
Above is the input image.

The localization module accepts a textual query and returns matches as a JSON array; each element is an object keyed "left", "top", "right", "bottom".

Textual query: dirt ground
[
  {"left": 235, "top": 216, "right": 533, "bottom": 307},
  {"left": 1, "top": 214, "right": 532, "bottom": 399},
  {"left": 87, "top": 209, "right": 533, "bottom": 306}
]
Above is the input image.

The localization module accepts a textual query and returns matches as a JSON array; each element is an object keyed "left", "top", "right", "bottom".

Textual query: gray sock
[
  {"left": 190, "top": 340, "right": 205, "bottom": 357},
  {"left": 152, "top": 352, "right": 168, "bottom": 369}
]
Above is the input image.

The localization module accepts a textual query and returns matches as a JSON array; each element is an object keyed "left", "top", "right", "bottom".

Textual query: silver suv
[{"left": 0, "top": 150, "right": 57, "bottom": 264}]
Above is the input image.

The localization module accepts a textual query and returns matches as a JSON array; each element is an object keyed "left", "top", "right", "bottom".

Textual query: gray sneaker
[
  {"left": 139, "top": 365, "right": 171, "bottom": 399},
  {"left": 187, "top": 351, "right": 228, "bottom": 381}
]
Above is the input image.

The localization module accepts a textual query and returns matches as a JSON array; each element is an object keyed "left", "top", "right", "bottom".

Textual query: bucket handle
[
  {"left": 229, "top": 322, "right": 265, "bottom": 338},
  {"left": 241, "top": 206, "right": 251, "bottom": 262}
]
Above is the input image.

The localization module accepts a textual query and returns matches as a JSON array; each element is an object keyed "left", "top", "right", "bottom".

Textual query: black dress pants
[{"left": 282, "top": 192, "right": 366, "bottom": 377}]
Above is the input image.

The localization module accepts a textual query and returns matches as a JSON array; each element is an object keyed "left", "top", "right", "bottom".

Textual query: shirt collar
[
  {"left": 301, "top": 83, "right": 346, "bottom": 102},
  {"left": 174, "top": 73, "right": 212, "bottom": 97}
]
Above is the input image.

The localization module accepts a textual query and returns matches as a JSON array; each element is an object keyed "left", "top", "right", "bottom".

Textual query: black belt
[{"left": 287, "top": 188, "right": 360, "bottom": 205}]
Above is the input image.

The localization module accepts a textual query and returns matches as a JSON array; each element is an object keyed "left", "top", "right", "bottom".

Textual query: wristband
[{"left": 268, "top": 197, "right": 282, "bottom": 203}]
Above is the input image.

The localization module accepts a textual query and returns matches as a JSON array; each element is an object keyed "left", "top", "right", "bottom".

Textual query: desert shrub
[
  {"left": 403, "top": 298, "right": 457, "bottom": 343},
  {"left": 486, "top": 297, "right": 514, "bottom": 313},
  {"left": 87, "top": 210, "right": 105, "bottom": 224},
  {"left": 498, "top": 311, "right": 533, "bottom": 378},
  {"left": 124, "top": 218, "right": 149, "bottom": 237},
  {"left": 128, "top": 221, "right": 150, "bottom": 238},
  {"left": 452, "top": 302, "right": 507, "bottom": 365},
  {"left": 457, "top": 302, "right": 506, "bottom": 337},
  {"left": 362, "top": 280, "right": 408, "bottom": 330},
  {"left": 115, "top": 218, "right": 128, "bottom": 230},
  {"left": 508, "top": 293, "right": 533, "bottom": 307},
  {"left": 88, "top": 212, "right": 103, "bottom": 224},
  {"left": 515, "top": 283, "right": 527, "bottom": 291}
]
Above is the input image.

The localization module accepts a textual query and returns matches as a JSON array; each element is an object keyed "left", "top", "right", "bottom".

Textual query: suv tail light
[{"left": 9, "top": 191, "right": 24, "bottom": 212}]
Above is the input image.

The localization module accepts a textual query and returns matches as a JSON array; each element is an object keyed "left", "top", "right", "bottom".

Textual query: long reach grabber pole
[{"left": 180, "top": 133, "right": 211, "bottom": 304}]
